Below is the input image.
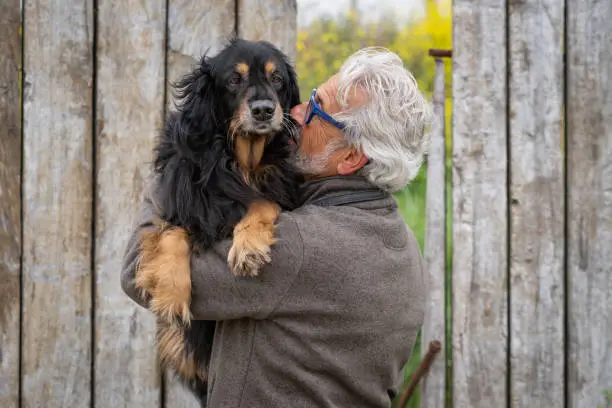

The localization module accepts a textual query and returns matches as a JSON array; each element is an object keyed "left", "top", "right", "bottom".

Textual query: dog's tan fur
[
  {"left": 234, "top": 135, "right": 268, "bottom": 172},
  {"left": 235, "top": 62, "right": 249, "bottom": 76},
  {"left": 265, "top": 61, "right": 276, "bottom": 74},
  {"left": 136, "top": 226, "right": 192, "bottom": 325},
  {"left": 228, "top": 200, "right": 281, "bottom": 277},
  {"left": 135, "top": 199, "right": 281, "bottom": 325},
  {"left": 157, "top": 319, "right": 208, "bottom": 382}
]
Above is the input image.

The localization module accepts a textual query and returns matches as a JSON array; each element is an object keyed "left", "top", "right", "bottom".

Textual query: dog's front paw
[
  {"left": 228, "top": 229, "right": 274, "bottom": 277},
  {"left": 227, "top": 200, "right": 280, "bottom": 277},
  {"left": 136, "top": 227, "right": 193, "bottom": 325}
]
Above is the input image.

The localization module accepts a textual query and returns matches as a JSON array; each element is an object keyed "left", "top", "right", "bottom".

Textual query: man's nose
[{"left": 291, "top": 103, "right": 306, "bottom": 126}]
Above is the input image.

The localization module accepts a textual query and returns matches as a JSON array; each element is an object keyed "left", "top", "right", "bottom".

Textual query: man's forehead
[
  {"left": 319, "top": 74, "right": 340, "bottom": 94},
  {"left": 316, "top": 75, "right": 340, "bottom": 111},
  {"left": 319, "top": 74, "right": 367, "bottom": 111}
]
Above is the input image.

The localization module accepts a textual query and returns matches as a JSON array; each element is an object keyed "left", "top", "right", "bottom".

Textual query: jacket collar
[{"left": 299, "top": 174, "right": 395, "bottom": 209}]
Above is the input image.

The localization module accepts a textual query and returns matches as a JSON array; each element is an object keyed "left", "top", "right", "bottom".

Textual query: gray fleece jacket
[{"left": 121, "top": 174, "right": 426, "bottom": 408}]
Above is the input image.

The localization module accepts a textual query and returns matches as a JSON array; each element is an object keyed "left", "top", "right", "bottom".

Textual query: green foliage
[
  {"left": 296, "top": 0, "right": 452, "bottom": 99},
  {"left": 295, "top": 2, "right": 452, "bottom": 407},
  {"left": 598, "top": 387, "right": 612, "bottom": 408}
]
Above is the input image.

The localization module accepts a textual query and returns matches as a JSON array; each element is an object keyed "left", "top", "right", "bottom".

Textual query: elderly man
[{"left": 122, "top": 47, "right": 431, "bottom": 407}]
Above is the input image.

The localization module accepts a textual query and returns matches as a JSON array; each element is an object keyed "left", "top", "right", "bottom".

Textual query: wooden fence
[
  {"left": 421, "top": 1, "right": 611, "bottom": 408},
  {"left": 1, "top": 0, "right": 610, "bottom": 407}
]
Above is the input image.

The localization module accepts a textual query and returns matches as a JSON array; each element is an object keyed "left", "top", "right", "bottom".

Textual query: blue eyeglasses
[{"left": 304, "top": 88, "right": 345, "bottom": 130}]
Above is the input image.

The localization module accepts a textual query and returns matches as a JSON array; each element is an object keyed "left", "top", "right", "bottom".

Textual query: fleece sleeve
[{"left": 120, "top": 181, "right": 304, "bottom": 321}]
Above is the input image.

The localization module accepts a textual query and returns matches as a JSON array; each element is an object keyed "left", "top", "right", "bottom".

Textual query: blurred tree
[{"left": 296, "top": 0, "right": 451, "bottom": 100}]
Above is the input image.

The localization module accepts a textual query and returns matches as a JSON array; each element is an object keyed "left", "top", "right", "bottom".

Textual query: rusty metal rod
[
  {"left": 398, "top": 340, "right": 442, "bottom": 408},
  {"left": 428, "top": 48, "right": 452, "bottom": 58}
]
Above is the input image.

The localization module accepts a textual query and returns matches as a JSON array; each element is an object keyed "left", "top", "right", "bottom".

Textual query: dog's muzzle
[
  {"left": 244, "top": 99, "right": 281, "bottom": 136},
  {"left": 250, "top": 100, "right": 275, "bottom": 122}
]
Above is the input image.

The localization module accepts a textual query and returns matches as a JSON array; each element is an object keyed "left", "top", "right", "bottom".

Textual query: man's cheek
[
  {"left": 297, "top": 131, "right": 310, "bottom": 153},
  {"left": 310, "top": 129, "right": 331, "bottom": 154}
]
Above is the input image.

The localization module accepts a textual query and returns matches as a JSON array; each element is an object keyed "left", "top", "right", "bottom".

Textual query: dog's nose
[{"left": 250, "top": 100, "right": 275, "bottom": 121}]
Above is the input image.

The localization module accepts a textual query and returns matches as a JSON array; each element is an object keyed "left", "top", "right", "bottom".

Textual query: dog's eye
[
  {"left": 228, "top": 74, "right": 243, "bottom": 87},
  {"left": 271, "top": 73, "right": 283, "bottom": 89}
]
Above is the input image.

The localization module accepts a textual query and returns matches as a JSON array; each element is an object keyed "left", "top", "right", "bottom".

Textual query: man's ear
[{"left": 337, "top": 147, "right": 368, "bottom": 175}]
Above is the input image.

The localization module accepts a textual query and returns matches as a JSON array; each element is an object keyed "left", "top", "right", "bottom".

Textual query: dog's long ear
[
  {"left": 171, "top": 56, "right": 218, "bottom": 150},
  {"left": 283, "top": 57, "right": 302, "bottom": 110}
]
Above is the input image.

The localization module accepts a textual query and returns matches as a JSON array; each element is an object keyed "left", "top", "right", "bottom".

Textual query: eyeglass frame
[{"left": 303, "top": 88, "right": 345, "bottom": 130}]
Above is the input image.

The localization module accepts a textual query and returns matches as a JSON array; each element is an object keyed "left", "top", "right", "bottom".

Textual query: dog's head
[{"left": 172, "top": 38, "right": 301, "bottom": 171}]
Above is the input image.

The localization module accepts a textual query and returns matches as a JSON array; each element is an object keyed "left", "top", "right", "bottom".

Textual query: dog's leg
[
  {"left": 157, "top": 319, "right": 199, "bottom": 379},
  {"left": 157, "top": 320, "right": 209, "bottom": 404},
  {"left": 135, "top": 226, "right": 192, "bottom": 324},
  {"left": 228, "top": 200, "right": 280, "bottom": 277}
]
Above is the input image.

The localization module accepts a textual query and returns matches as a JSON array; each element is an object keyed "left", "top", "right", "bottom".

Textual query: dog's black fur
[{"left": 150, "top": 38, "right": 302, "bottom": 404}]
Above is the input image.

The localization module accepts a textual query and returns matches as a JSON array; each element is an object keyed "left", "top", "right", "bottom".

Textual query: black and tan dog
[{"left": 134, "top": 38, "right": 302, "bottom": 405}]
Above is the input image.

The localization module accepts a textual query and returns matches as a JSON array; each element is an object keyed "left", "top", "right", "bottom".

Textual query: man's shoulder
[{"left": 282, "top": 201, "right": 416, "bottom": 253}]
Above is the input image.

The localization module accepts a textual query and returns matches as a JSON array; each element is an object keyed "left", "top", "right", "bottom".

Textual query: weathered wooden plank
[
  {"left": 237, "top": 0, "right": 298, "bottom": 63},
  {"left": 165, "top": 372, "right": 201, "bottom": 408},
  {"left": 164, "top": 1, "right": 235, "bottom": 406},
  {"left": 566, "top": 0, "right": 612, "bottom": 407},
  {"left": 451, "top": 1, "right": 508, "bottom": 407},
  {"left": 21, "top": 0, "right": 94, "bottom": 407},
  {"left": 508, "top": 1, "right": 565, "bottom": 407},
  {"left": 420, "top": 57, "right": 447, "bottom": 408},
  {"left": 0, "top": 1, "right": 21, "bottom": 407},
  {"left": 166, "top": 0, "right": 235, "bottom": 110},
  {"left": 94, "top": 0, "right": 166, "bottom": 406}
]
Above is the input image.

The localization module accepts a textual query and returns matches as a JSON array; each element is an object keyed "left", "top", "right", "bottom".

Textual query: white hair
[{"left": 333, "top": 47, "right": 433, "bottom": 192}]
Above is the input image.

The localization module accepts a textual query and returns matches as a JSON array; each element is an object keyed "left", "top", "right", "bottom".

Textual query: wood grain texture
[
  {"left": 451, "top": 1, "right": 508, "bottom": 407},
  {"left": 420, "top": 57, "right": 447, "bottom": 408},
  {"left": 165, "top": 373, "right": 201, "bottom": 408},
  {"left": 166, "top": 0, "right": 235, "bottom": 110},
  {"left": 0, "top": 0, "right": 21, "bottom": 406},
  {"left": 21, "top": 0, "right": 94, "bottom": 407},
  {"left": 508, "top": 1, "right": 565, "bottom": 407},
  {"left": 566, "top": 0, "right": 612, "bottom": 406},
  {"left": 94, "top": 0, "right": 166, "bottom": 406},
  {"left": 164, "top": 1, "right": 235, "bottom": 406},
  {"left": 237, "top": 0, "right": 298, "bottom": 63}
]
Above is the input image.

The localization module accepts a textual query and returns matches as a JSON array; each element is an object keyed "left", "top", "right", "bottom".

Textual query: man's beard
[
  {"left": 292, "top": 148, "right": 332, "bottom": 175},
  {"left": 291, "top": 139, "right": 347, "bottom": 176}
]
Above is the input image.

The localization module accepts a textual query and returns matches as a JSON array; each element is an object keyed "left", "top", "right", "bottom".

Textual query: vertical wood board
[
  {"left": 566, "top": 0, "right": 612, "bottom": 406},
  {"left": 21, "top": 0, "right": 94, "bottom": 407},
  {"left": 94, "top": 0, "right": 166, "bottom": 406},
  {"left": 420, "top": 57, "right": 447, "bottom": 408},
  {"left": 508, "top": 0, "right": 565, "bottom": 407},
  {"left": 166, "top": 0, "right": 235, "bottom": 111},
  {"left": 237, "top": 0, "right": 298, "bottom": 63},
  {"left": 0, "top": 1, "right": 22, "bottom": 406},
  {"left": 451, "top": 1, "right": 508, "bottom": 407}
]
